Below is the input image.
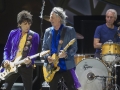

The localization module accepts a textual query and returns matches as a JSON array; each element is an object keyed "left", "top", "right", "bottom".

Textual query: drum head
[{"left": 76, "top": 58, "right": 108, "bottom": 90}]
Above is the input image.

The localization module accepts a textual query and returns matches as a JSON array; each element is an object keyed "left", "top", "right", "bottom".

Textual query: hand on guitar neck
[{"left": 24, "top": 57, "right": 31, "bottom": 65}]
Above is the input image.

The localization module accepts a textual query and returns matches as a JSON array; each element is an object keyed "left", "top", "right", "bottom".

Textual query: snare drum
[
  {"left": 76, "top": 58, "right": 109, "bottom": 90},
  {"left": 74, "top": 54, "right": 91, "bottom": 65}
]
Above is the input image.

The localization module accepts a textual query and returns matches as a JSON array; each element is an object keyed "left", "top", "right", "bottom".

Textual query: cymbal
[
  {"left": 43, "top": 15, "right": 50, "bottom": 22},
  {"left": 76, "top": 32, "right": 84, "bottom": 39},
  {"left": 43, "top": 15, "right": 84, "bottom": 39}
]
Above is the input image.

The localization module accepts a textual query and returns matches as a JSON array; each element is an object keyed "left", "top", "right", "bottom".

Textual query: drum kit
[{"left": 75, "top": 40, "right": 120, "bottom": 90}]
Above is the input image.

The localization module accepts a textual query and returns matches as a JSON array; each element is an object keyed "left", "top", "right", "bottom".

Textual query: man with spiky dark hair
[{"left": 1, "top": 10, "right": 40, "bottom": 90}]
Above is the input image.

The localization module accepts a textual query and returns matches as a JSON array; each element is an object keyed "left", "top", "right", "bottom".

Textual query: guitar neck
[
  {"left": 14, "top": 53, "right": 40, "bottom": 66},
  {"left": 63, "top": 44, "right": 70, "bottom": 52},
  {"left": 14, "top": 50, "right": 50, "bottom": 66},
  {"left": 63, "top": 38, "right": 76, "bottom": 52}
]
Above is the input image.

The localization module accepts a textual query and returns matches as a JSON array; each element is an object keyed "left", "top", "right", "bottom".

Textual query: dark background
[{"left": 0, "top": 0, "right": 120, "bottom": 90}]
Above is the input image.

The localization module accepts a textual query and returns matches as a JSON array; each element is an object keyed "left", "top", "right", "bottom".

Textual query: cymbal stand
[{"left": 113, "top": 64, "right": 120, "bottom": 90}]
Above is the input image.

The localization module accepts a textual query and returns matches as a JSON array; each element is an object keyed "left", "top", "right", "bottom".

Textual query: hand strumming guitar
[
  {"left": 3, "top": 60, "right": 10, "bottom": 68},
  {"left": 47, "top": 56, "right": 54, "bottom": 63}
]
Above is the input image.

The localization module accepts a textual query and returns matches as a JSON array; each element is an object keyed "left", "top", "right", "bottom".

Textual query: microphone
[{"left": 39, "top": 0, "right": 45, "bottom": 19}]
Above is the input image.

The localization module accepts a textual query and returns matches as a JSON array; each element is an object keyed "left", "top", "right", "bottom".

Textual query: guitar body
[
  {"left": 51, "top": 54, "right": 59, "bottom": 67},
  {"left": 0, "top": 56, "right": 22, "bottom": 80},
  {"left": 43, "top": 65, "right": 60, "bottom": 82},
  {"left": 43, "top": 53, "right": 60, "bottom": 82}
]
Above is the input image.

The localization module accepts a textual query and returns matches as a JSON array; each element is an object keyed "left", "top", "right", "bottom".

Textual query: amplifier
[{"left": 11, "top": 83, "right": 24, "bottom": 90}]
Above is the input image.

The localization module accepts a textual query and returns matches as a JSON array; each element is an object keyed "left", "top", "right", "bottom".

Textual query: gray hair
[
  {"left": 51, "top": 7, "right": 68, "bottom": 24},
  {"left": 106, "top": 9, "right": 117, "bottom": 19}
]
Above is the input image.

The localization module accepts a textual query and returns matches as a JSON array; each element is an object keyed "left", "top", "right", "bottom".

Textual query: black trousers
[
  {"left": 5, "top": 65, "right": 33, "bottom": 90},
  {"left": 49, "top": 70, "right": 76, "bottom": 90},
  {"left": 94, "top": 52, "right": 100, "bottom": 59}
]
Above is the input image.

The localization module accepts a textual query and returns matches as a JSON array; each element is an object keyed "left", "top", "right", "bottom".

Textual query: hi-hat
[{"left": 76, "top": 32, "right": 84, "bottom": 39}]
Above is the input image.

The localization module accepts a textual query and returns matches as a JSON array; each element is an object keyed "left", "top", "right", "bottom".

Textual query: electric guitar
[
  {"left": 43, "top": 38, "right": 76, "bottom": 82},
  {"left": 0, "top": 50, "right": 50, "bottom": 80}
]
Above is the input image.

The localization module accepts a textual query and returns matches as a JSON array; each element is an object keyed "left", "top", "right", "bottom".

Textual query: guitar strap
[
  {"left": 21, "top": 30, "right": 34, "bottom": 59},
  {"left": 57, "top": 26, "right": 67, "bottom": 54},
  {"left": 45, "top": 26, "right": 67, "bottom": 74}
]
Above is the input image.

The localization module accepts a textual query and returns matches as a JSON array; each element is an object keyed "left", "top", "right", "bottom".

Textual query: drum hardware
[
  {"left": 111, "top": 64, "right": 120, "bottom": 90},
  {"left": 109, "top": 61, "right": 120, "bottom": 90},
  {"left": 87, "top": 72, "right": 95, "bottom": 80},
  {"left": 98, "top": 76, "right": 112, "bottom": 90},
  {"left": 87, "top": 72, "right": 114, "bottom": 90},
  {"left": 57, "top": 77, "right": 68, "bottom": 90},
  {"left": 102, "top": 55, "right": 120, "bottom": 69},
  {"left": 86, "top": 72, "right": 113, "bottom": 80},
  {"left": 113, "top": 57, "right": 120, "bottom": 64},
  {"left": 114, "top": 64, "right": 120, "bottom": 67}
]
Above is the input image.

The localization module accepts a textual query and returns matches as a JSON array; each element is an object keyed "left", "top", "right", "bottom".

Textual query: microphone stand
[{"left": 39, "top": 1, "right": 46, "bottom": 90}]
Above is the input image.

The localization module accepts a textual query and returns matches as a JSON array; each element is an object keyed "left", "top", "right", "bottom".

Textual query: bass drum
[{"left": 76, "top": 58, "right": 108, "bottom": 90}]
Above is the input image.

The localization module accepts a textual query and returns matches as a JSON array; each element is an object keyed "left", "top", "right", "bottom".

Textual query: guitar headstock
[{"left": 68, "top": 38, "right": 76, "bottom": 46}]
